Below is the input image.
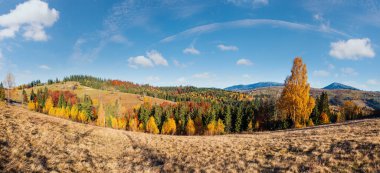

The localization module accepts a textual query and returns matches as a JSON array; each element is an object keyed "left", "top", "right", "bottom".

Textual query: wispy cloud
[
  {"left": 340, "top": 67, "right": 358, "bottom": 76},
  {"left": 192, "top": 72, "right": 211, "bottom": 79},
  {"left": 0, "top": 0, "right": 59, "bottom": 41},
  {"left": 236, "top": 58, "right": 253, "bottom": 66},
  {"left": 217, "top": 44, "right": 238, "bottom": 51},
  {"left": 38, "top": 64, "right": 51, "bottom": 70},
  {"left": 227, "top": 0, "right": 269, "bottom": 8},
  {"left": 329, "top": 38, "right": 375, "bottom": 60},
  {"left": 313, "top": 70, "right": 330, "bottom": 77},
  {"left": 161, "top": 19, "right": 348, "bottom": 43}
]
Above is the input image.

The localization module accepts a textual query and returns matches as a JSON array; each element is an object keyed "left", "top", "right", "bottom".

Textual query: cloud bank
[{"left": 0, "top": 0, "right": 59, "bottom": 41}]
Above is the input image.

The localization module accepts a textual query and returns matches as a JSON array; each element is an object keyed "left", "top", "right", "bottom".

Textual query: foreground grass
[{"left": 1, "top": 105, "right": 379, "bottom": 172}]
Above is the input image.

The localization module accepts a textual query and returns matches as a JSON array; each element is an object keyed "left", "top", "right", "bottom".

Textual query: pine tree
[
  {"left": 277, "top": 57, "right": 315, "bottom": 128},
  {"left": 58, "top": 93, "right": 65, "bottom": 108},
  {"left": 0, "top": 83, "right": 5, "bottom": 101},
  {"left": 234, "top": 106, "right": 243, "bottom": 132},
  {"left": 30, "top": 89, "right": 36, "bottom": 102},
  {"left": 22, "top": 89, "right": 28, "bottom": 104},
  {"left": 224, "top": 105, "right": 232, "bottom": 133}
]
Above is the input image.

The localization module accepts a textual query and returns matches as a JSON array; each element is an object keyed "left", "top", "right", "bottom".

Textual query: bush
[
  {"left": 27, "top": 101, "right": 36, "bottom": 111},
  {"left": 320, "top": 112, "right": 330, "bottom": 124}
]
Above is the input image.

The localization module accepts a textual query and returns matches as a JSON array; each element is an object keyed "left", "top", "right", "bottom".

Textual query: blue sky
[{"left": 0, "top": 0, "right": 379, "bottom": 91}]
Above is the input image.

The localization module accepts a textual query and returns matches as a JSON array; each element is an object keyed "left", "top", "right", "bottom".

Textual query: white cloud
[
  {"left": 128, "top": 56, "right": 154, "bottom": 68},
  {"left": 217, "top": 44, "right": 238, "bottom": 51},
  {"left": 313, "top": 70, "right": 330, "bottom": 77},
  {"left": 128, "top": 50, "right": 168, "bottom": 68},
  {"left": 236, "top": 59, "right": 253, "bottom": 66},
  {"left": 146, "top": 50, "right": 168, "bottom": 66},
  {"left": 38, "top": 64, "right": 50, "bottom": 70},
  {"left": 329, "top": 38, "right": 375, "bottom": 60},
  {"left": 192, "top": 72, "right": 210, "bottom": 79},
  {"left": 0, "top": 0, "right": 59, "bottom": 41},
  {"left": 340, "top": 67, "right": 358, "bottom": 76},
  {"left": 367, "top": 79, "right": 380, "bottom": 85},
  {"left": 183, "top": 46, "right": 200, "bottom": 55},
  {"left": 161, "top": 19, "right": 347, "bottom": 43}
]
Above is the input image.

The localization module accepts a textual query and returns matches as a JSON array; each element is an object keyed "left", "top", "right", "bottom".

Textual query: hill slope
[
  {"left": 11, "top": 82, "right": 173, "bottom": 109},
  {"left": 1, "top": 105, "right": 379, "bottom": 172},
  {"left": 224, "top": 82, "right": 283, "bottom": 91},
  {"left": 323, "top": 82, "right": 359, "bottom": 90}
]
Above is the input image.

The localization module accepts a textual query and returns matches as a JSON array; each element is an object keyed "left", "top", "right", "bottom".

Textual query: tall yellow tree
[
  {"left": 146, "top": 116, "right": 159, "bottom": 134},
  {"left": 96, "top": 103, "right": 106, "bottom": 127},
  {"left": 277, "top": 57, "right": 315, "bottom": 128}
]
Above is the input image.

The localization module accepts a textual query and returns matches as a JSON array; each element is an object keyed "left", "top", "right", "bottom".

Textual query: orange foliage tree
[
  {"left": 146, "top": 116, "right": 159, "bottom": 134},
  {"left": 161, "top": 118, "right": 176, "bottom": 135},
  {"left": 277, "top": 57, "right": 315, "bottom": 128},
  {"left": 319, "top": 112, "right": 330, "bottom": 124}
]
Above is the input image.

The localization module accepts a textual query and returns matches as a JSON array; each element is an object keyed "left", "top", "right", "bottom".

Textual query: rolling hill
[{"left": 10, "top": 82, "right": 173, "bottom": 109}]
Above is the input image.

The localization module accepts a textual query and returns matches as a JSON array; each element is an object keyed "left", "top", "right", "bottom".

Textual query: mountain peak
[
  {"left": 224, "top": 82, "right": 283, "bottom": 91},
  {"left": 323, "top": 82, "right": 359, "bottom": 90}
]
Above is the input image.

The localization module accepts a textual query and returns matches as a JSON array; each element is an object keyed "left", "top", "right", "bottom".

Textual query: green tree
[
  {"left": 0, "top": 83, "right": 5, "bottom": 101},
  {"left": 234, "top": 106, "right": 243, "bottom": 132},
  {"left": 224, "top": 105, "right": 232, "bottom": 133}
]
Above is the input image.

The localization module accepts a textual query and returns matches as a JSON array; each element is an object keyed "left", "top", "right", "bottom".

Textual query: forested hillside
[{"left": 3, "top": 57, "right": 379, "bottom": 136}]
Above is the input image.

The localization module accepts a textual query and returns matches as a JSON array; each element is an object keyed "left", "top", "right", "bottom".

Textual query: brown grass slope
[{"left": 1, "top": 105, "right": 380, "bottom": 172}]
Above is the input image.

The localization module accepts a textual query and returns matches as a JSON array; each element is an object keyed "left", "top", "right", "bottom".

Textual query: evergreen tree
[
  {"left": 0, "top": 83, "right": 5, "bottom": 101},
  {"left": 58, "top": 93, "right": 65, "bottom": 108},
  {"left": 234, "top": 106, "right": 243, "bottom": 132},
  {"left": 22, "top": 89, "right": 28, "bottom": 104},
  {"left": 224, "top": 105, "right": 232, "bottom": 133},
  {"left": 30, "top": 89, "right": 36, "bottom": 102}
]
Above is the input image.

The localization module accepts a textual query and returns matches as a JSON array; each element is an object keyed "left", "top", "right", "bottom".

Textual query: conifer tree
[
  {"left": 277, "top": 57, "right": 315, "bottom": 128},
  {"left": 22, "top": 89, "right": 28, "bottom": 104},
  {"left": 0, "top": 83, "right": 5, "bottom": 101},
  {"left": 224, "top": 105, "right": 232, "bottom": 133}
]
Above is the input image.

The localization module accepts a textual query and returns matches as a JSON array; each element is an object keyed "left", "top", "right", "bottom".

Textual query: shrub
[
  {"left": 320, "top": 112, "right": 330, "bottom": 124},
  {"left": 27, "top": 101, "right": 36, "bottom": 111}
]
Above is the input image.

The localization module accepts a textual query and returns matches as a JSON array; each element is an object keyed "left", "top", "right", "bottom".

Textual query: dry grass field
[{"left": 1, "top": 105, "right": 380, "bottom": 172}]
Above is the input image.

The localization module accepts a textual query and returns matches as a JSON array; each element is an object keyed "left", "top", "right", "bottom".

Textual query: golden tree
[
  {"left": 161, "top": 118, "right": 176, "bottom": 135},
  {"left": 216, "top": 119, "right": 225, "bottom": 135},
  {"left": 319, "top": 112, "right": 330, "bottom": 124},
  {"left": 70, "top": 104, "right": 79, "bottom": 121},
  {"left": 96, "top": 103, "right": 106, "bottom": 127},
  {"left": 146, "top": 116, "right": 159, "bottom": 134},
  {"left": 277, "top": 57, "right": 315, "bottom": 128},
  {"left": 44, "top": 97, "right": 54, "bottom": 114},
  {"left": 185, "top": 118, "right": 196, "bottom": 135}
]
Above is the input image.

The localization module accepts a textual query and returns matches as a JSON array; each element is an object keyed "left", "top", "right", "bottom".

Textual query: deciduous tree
[{"left": 277, "top": 57, "right": 315, "bottom": 128}]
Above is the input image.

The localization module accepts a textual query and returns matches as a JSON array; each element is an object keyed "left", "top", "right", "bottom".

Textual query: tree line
[{"left": 5, "top": 57, "right": 376, "bottom": 135}]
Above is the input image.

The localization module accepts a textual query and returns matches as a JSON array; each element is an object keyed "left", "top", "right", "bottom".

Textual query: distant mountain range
[
  {"left": 225, "top": 82, "right": 359, "bottom": 91},
  {"left": 224, "top": 82, "right": 283, "bottom": 91},
  {"left": 322, "top": 82, "right": 359, "bottom": 90}
]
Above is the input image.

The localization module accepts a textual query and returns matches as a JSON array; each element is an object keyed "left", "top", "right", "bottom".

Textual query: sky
[{"left": 0, "top": 0, "right": 379, "bottom": 91}]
